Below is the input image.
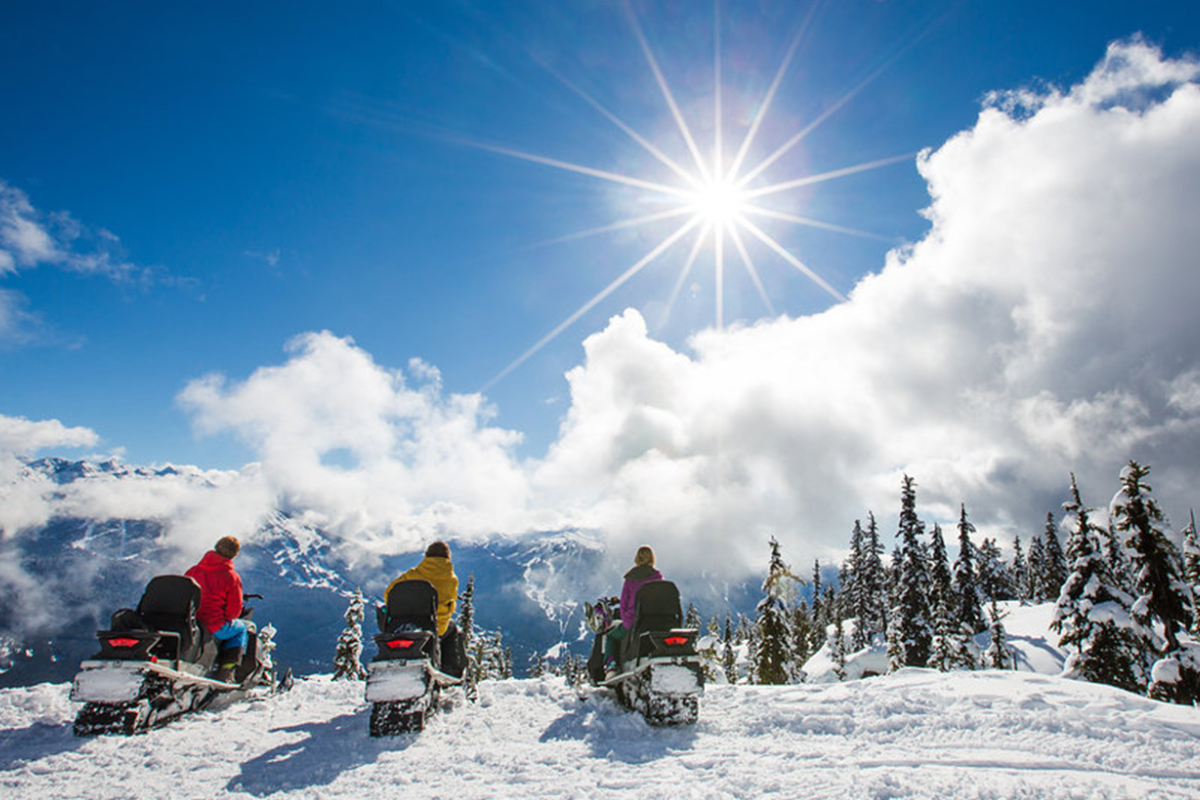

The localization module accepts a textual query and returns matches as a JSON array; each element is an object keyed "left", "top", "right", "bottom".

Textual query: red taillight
[
  {"left": 386, "top": 638, "right": 416, "bottom": 650},
  {"left": 663, "top": 636, "right": 689, "bottom": 646},
  {"left": 109, "top": 637, "right": 140, "bottom": 648}
]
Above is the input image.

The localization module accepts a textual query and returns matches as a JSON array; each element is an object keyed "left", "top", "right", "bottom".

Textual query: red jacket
[{"left": 185, "top": 551, "right": 244, "bottom": 634}]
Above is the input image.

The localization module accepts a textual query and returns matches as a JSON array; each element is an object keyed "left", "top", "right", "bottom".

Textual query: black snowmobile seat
[
  {"left": 622, "top": 580, "right": 684, "bottom": 662},
  {"left": 382, "top": 580, "right": 439, "bottom": 635},
  {"left": 136, "top": 575, "right": 204, "bottom": 662}
]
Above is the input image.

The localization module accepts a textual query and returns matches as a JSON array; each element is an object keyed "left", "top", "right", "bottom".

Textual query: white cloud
[
  {"left": 530, "top": 38, "right": 1200, "bottom": 574},
  {"left": 177, "top": 331, "right": 544, "bottom": 559},
  {"left": 0, "top": 415, "right": 98, "bottom": 455}
]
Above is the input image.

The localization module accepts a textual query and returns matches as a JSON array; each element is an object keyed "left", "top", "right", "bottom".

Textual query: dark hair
[
  {"left": 425, "top": 541, "right": 450, "bottom": 559},
  {"left": 214, "top": 536, "right": 241, "bottom": 559}
]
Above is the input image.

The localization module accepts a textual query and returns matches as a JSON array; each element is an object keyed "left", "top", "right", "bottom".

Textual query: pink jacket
[{"left": 619, "top": 565, "right": 663, "bottom": 629}]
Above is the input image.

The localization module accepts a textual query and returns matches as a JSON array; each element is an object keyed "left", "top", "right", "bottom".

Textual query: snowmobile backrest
[
  {"left": 136, "top": 575, "right": 203, "bottom": 661},
  {"left": 630, "top": 580, "right": 683, "bottom": 635},
  {"left": 621, "top": 580, "right": 685, "bottom": 664},
  {"left": 382, "top": 580, "right": 439, "bottom": 634}
]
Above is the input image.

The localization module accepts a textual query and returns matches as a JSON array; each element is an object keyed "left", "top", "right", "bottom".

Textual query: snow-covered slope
[{"left": 3, "top": 670, "right": 1200, "bottom": 799}]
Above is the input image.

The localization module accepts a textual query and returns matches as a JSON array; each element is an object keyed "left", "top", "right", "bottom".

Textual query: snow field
[{"left": 3, "top": 670, "right": 1200, "bottom": 799}]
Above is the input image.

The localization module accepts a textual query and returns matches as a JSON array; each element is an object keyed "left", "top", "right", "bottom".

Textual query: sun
[
  {"left": 473, "top": 2, "right": 913, "bottom": 389},
  {"left": 689, "top": 177, "right": 750, "bottom": 228}
]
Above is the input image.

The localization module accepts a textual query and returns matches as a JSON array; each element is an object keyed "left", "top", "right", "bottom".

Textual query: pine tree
[
  {"left": 1041, "top": 512, "right": 1068, "bottom": 602},
  {"left": 1011, "top": 536, "right": 1027, "bottom": 605},
  {"left": 792, "top": 602, "right": 814, "bottom": 671},
  {"left": 1183, "top": 512, "right": 1200, "bottom": 636},
  {"left": 984, "top": 597, "right": 1014, "bottom": 670},
  {"left": 752, "top": 537, "right": 802, "bottom": 685},
  {"left": 831, "top": 613, "right": 848, "bottom": 682},
  {"left": 1027, "top": 533, "right": 1047, "bottom": 602},
  {"left": 1113, "top": 461, "right": 1200, "bottom": 703},
  {"left": 846, "top": 520, "right": 866, "bottom": 648},
  {"left": 858, "top": 512, "right": 888, "bottom": 645},
  {"left": 927, "top": 524, "right": 955, "bottom": 671},
  {"left": 685, "top": 602, "right": 703, "bottom": 629},
  {"left": 722, "top": 615, "right": 738, "bottom": 684},
  {"left": 1052, "top": 474, "right": 1142, "bottom": 693},
  {"left": 977, "top": 538, "right": 1011, "bottom": 602},
  {"left": 951, "top": 504, "right": 985, "bottom": 669},
  {"left": 891, "top": 475, "right": 932, "bottom": 670},
  {"left": 528, "top": 652, "right": 547, "bottom": 678},
  {"left": 809, "top": 560, "right": 826, "bottom": 654},
  {"left": 332, "top": 588, "right": 368, "bottom": 681}
]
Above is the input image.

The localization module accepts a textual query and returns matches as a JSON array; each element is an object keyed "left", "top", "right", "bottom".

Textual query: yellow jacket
[{"left": 385, "top": 556, "right": 458, "bottom": 636}]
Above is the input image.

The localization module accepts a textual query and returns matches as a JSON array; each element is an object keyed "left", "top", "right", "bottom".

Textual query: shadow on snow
[
  {"left": 0, "top": 722, "right": 85, "bottom": 772},
  {"left": 539, "top": 691, "right": 697, "bottom": 763},
  {"left": 227, "top": 711, "right": 403, "bottom": 796}
]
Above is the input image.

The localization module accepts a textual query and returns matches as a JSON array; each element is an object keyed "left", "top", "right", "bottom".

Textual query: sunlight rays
[{"left": 479, "top": 1, "right": 912, "bottom": 388}]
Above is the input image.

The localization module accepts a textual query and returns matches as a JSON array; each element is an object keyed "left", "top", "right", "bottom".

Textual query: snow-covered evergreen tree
[
  {"left": 1112, "top": 461, "right": 1200, "bottom": 703},
  {"left": 792, "top": 602, "right": 814, "bottom": 671},
  {"left": 809, "top": 560, "right": 826, "bottom": 654},
  {"left": 977, "top": 538, "right": 1012, "bottom": 602},
  {"left": 1011, "top": 536, "right": 1027, "bottom": 605},
  {"left": 722, "top": 615, "right": 739, "bottom": 684},
  {"left": 528, "top": 652, "right": 548, "bottom": 678},
  {"left": 953, "top": 505, "right": 985, "bottom": 633},
  {"left": 1183, "top": 512, "right": 1200, "bottom": 636},
  {"left": 1041, "top": 512, "right": 1068, "bottom": 603},
  {"left": 984, "top": 597, "right": 1014, "bottom": 670},
  {"left": 891, "top": 475, "right": 932, "bottom": 670},
  {"left": 950, "top": 504, "right": 985, "bottom": 670},
  {"left": 858, "top": 512, "right": 888, "bottom": 646},
  {"left": 331, "top": 588, "right": 367, "bottom": 681},
  {"left": 1027, "top": 532, "right": 1047, "bottom": 602},
  {"left": 927, "top": 524, "right": 956, "bottom": 672},
  {"left": 752, "top": 537, "right": 803, "bottom": 685},
  {"left": 831, "top": 614, "right": 848, "bottom": 682},
  {"left": 1052, "top": 474, "right": 1143, "bottom": 694},
  {"left": 685, "top": 602, "right": 703, "bottom": 630}
]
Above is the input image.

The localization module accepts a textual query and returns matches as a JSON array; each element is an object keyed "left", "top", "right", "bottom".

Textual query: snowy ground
[{"left": 3, "top": 669, "right": 1200, "bottom": 800}]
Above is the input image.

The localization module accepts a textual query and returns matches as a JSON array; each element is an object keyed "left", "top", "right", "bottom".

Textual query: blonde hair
[{"left": 634, "top": 545, "right": 655, "bottom": 568}]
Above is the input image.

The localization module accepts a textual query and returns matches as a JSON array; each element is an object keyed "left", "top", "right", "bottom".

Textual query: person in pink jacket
[
  {"left": 604, "top": 545, "right": 663, "bottom": 678},
  {"left": 185, "top": 536, "right": 248, "bottom": 683}
]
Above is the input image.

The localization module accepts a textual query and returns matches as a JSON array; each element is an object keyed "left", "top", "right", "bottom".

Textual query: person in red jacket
[{"left": 185, "top": 536, "right": 248, "bottom": 683}]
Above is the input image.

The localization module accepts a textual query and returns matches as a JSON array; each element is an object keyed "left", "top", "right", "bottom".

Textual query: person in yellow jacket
[{"left": 385, "top": 541, "right": 462, "bottom": 676}]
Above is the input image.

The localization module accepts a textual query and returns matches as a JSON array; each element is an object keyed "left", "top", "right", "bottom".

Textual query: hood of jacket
[{"left": 623, "top": 563, "right": 660, "bottom": 582}]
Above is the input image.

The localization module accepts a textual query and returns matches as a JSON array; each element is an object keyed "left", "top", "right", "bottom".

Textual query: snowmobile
[
  {"left": 366, "top": 579, "right": 463, "bottom": 736},
  {"left": 585, "top": 580, "right": 704, "bottom": 725},
  {"left": 71, "top": 574, "right": 291, "bottom": 736}
]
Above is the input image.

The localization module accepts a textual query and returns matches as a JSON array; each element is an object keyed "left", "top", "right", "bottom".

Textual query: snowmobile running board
[{"left": 75, "top": 659, "right": 241, "bottom": 691}]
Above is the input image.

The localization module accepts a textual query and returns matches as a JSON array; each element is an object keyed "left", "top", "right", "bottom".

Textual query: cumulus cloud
[
  {"left": 532, "top": 38, "right": 1200, "bottom": 574},
  {"left": 177, "top": 331, "right": 549, "bottom": 560}
]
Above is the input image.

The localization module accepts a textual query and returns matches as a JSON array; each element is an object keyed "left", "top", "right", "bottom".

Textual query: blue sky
[
  {"left": 1, "top": 0, "right": 1191, "bottom": 468},
  {"left": 3, "top": 1, "right": 1200, "bottom": 571}
]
